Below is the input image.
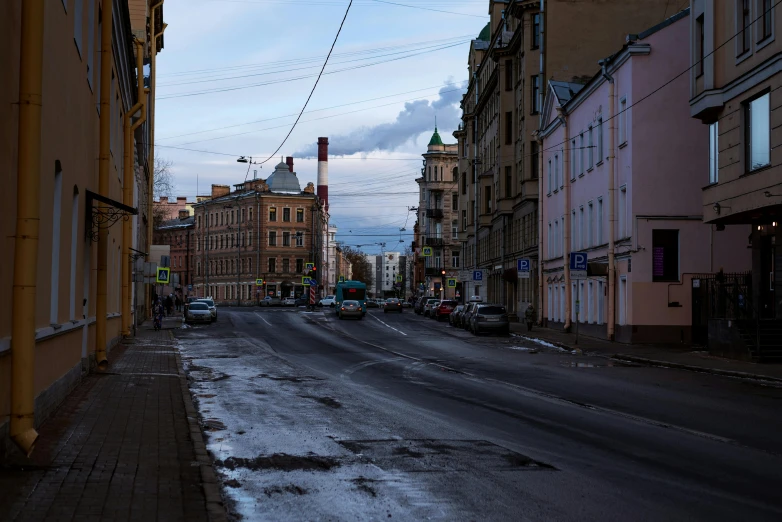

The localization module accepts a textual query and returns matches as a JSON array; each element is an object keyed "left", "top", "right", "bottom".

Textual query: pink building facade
[{"left": 538, "top": 10, "right": 750, "bottom": 344}]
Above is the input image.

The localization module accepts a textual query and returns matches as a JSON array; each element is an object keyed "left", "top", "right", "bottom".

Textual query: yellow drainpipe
[
  {"left": 558, "top": 106, "right": 572, "bottom": 332},
  {"left": 10, "top": 0, "right": 45, "bottom": 457},
  {"left": 95, "top": 0, "right": 113, "bottom": 369},
  {"left": 122, "top": 40, "right": 147, "bottom": 337},
  {"left": 146, "top": 1, "right": 165, "bottom": 318}
]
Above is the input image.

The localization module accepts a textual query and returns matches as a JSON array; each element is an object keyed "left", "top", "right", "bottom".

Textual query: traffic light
[{"left": 441, "top": 270, "right": 446, "bottom": 276}]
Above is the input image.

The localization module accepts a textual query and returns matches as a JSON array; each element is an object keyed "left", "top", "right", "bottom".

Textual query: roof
[
  {"left": 477, "top": 22, "right": 491, "bottom": 42},
  {"left": 550, "top": 81, "right": 585, "bottom": 105},
  {"left": 428, "top": 127, "right": 444, "bottom": 146},
  {"left": 158, "top": 216, "right": 194, "bottom": 230},
  {"left": 265, "top": 161, "right": 302, "bottom": 193}
]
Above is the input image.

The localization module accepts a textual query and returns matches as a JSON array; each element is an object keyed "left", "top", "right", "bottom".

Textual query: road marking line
[
  {"left": 340, "top": 357, "right": 407, "bottom": 379},
  {"left": 253, "top": 311, "right": 273, "bottom": 326},
  {"left": 368, "top": 313, "right": 408, "bottom": 336}
]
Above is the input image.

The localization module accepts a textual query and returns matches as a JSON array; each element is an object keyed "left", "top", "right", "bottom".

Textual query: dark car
[
  {"left": 469, "top": 304, "right": 510, "bottom": 335},
  {"left": 295, "top": 296, "right": 309, "bottom": 307},
  {"left": 366, "top": 299, "right": 380, "bottom": 308},
  {"left": 383, "top": 298, "right": 403, "bottom": 313},
  {"left": 433, "top": 300, "right": 457, "bottom": 321},
  {"left": 461, "top": 303, "right": 478, "bottom": 330},
  {"left": 414, "top": 296, "right": 428, "bottom": 315},
  {"left": 450, "top": 305, "right": 465, "bottom": 326},
  {"left": 260, "top": 296, "right": 281, "bottom": 307},
  {"left": 338, "top": 300, "right": 363, "bottom": 320}
]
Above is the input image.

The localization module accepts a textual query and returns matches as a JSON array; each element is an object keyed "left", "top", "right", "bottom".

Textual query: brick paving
[{"left": 0, "top": 317, "right": 218, "bottom": 522}]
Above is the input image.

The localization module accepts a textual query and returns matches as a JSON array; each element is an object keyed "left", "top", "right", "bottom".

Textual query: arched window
[
  {"left": 51, "top": 162, "right": 63, "bottom": 324},
  {"left": 70, "top": 185, "right": 79, "bottom": 320}
]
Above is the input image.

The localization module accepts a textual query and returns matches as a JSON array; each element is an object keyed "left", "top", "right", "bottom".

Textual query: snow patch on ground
[{"left": 511, "top": 334, "right": 572, "bottom": 353}]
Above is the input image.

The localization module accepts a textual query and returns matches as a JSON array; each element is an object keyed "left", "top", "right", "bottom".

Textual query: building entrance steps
[
  {"left": 509, "top": 323, "right": 782, "bottom": 383},
  {"left": 0, "top": 317, "right": 226, "bottom": 522}
]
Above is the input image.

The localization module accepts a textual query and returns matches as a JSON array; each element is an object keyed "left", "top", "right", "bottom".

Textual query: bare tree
[
  {"left": 152, "top": 157, "right": 175, "bottom": 230},
  {"left": 339, "top": 246, "right": 373, "bottom": 288}
]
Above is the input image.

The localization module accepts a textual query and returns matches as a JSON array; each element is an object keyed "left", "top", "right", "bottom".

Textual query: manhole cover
[{"left": 337, "top": 439, "right": 555, "bottom": 473}]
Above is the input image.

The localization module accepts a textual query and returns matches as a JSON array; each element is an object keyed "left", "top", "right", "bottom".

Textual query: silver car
[
  {"left": 186, "top": 302, "right": 212, "bottom": 324},
  {"left": 422, "top": 298, "right": 440, "bottom": 317},
  {"left": 196, "top": 299, "right": 217, "bottom": 321},
  {"left": 338, "top": 300, "right": 363, "bottom": 320}
]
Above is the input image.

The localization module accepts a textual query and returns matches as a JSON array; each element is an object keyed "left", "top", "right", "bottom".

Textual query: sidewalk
[
  {"left": 0, "top": 316, "right": 225, "bottom": 522},
  {"left": 510, "top": 323, "right": 782, "bottom": 383}
]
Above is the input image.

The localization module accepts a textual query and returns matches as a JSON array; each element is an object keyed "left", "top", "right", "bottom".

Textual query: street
[{"left": 176, "top": 307, "right": 782, "bottom": 521}]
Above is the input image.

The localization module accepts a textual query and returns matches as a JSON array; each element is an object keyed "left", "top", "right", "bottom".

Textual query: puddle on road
[
  {"left": 254, "top": 373, "right": 324, "bottom": 383},
  {"left": 299, "top": 395, "right": 342, "bottom": 409},
  {"left": 351, "top": 477, "right": 379, "bottom": 497},
  {"left": 203, "top": 419, "right": 227, "bottom": 431},
  {"left": 215, "top": 453, "right": 341, "bottom": 472},
  {"left": 263, "top": 484, "right": 308, "bottom": 497}
]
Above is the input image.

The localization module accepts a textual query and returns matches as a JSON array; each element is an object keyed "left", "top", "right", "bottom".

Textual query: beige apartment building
[
  {"left": 1, "top": 0, "right": 164, "bottom": 459},
  {"left": 192, "top": 162, "right": 326, "bottom": 305},
  {"left": 455, "top": 0, "right": 672, "bottom": 319},
  {"left": 415, "top": 129, "right": 460, "bottom": 298},
  {"left": 690, "top": 0, "right": 782, "bottom": 357}
]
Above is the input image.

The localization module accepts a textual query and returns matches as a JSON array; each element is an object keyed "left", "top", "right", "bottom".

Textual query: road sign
[
  {"left": 187, "top": 284, "right": 193, "bottom": 291},
  {"left": 570, "top": 252, "right": 588, "bottom": 280},
  {"left": 256, "top": 278, "right": 264, "bottom": 286},
  {"left": 458, "top": 270, "right": 470, "bottom": 281},
  {"left": 575, "top": 300, "right": 581, "bottom": 314},
  {"left": 155, "top": 267, "right": 170, "bottom": 284},
  {"left": 160, "top": 255, "right": 170, "bottom": 268},
  {"left": 338, "top": 275, "right": 345, "bottom": 283},
  {"left": 517, "top": 258, "right": 531, "bottom": 279},
  {"left": 302, "top": 277, "right": 314, "bottom": 286},
  {"left": 396, "top": 274, "right": 403, "bottom": 282},
  {"left": 305, "top": 262, "right": 315, "bottom": 271},
  {"left": 422, "top": 246, "right": 433, "bottom": 257},
  {"left": 472, "top": 270, "right": 484, "bottom": 282},
  {"left": 447, "top": 278, "right": 457, "bottom": 288}
]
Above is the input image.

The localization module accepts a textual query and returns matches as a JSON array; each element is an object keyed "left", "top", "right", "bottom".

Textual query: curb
[
  {"left": 174, "top": 348, "right": 228, "bottom": 522},
  {"left": 611, "top": 354, "right": 782, "bottom": 384}
]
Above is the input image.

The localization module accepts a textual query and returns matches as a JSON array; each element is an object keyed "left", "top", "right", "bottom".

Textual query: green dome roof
[
  {"left": 428, "top": 127, "right": 444, "bottom": 146},
  {"left": 477, "top": 22, "right": 491, "bottom": 42}
]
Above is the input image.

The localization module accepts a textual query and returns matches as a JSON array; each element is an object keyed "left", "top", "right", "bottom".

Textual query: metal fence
[{"left": 703, "top": 271, "right": 754, "bottom": 320}]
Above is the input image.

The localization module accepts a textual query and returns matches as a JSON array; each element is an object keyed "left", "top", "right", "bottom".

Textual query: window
[
  {"left": 587, "top": 126, "right": 594, "bottom": 169},
  {"left": 295, "top": 232, "right": 304, "bottom": 247},
  {"left": 548, "top": 222, "right": 552, "bottom": 258},
  {"left": 283, "top": 232, "right": 291, "bottom": 246},
  {"left": 50, "top": 167, "right": 63, "bottom": 323},
  {"left": 452, "top": 250, "right": 460, "bottom": 268},
  {"left": 462, "top": 209, "right": 467, "bottom": 231},
  {"left": 282, "top": 259, "right": 290, "bottom": 273},
  {"left": 296, "top": 208, "right": 304, "bottom": 222},
  {"left": 452, "top": 220, "right": 458, "bottom": 239},
  {"left": 269, "top": 208, "right": 277, "bottom": 222},
  {"left": 461, "top": 172, "right": 467, "bottom": 195},
  {"left": 73, "top": 0, "right": 83, "bottom": 54},
  {"left": 505, "top": 166, "right": 512, "bottom": 198},
  {"left": 248, "top": 230, "right": 252, "bottom": 247},
  {"left": 452, "top": 193, "right": 458, "bottom": 211},
  {"left": 587, "top": 202, "right": 594, "bottom": 247},
  {"left": 597, "top": 118, "right": 604, "bottom": 162},
  {"left": 738, "top": 0, "right": 751, "bottom": 54},
  {"left": 747, "top": 92, "right": 770, "bottom": 170},
  {"left": 248, "top": 258, "right": 252, "bottom": 273},
  {"left": 283, "top": 208, "right": 291, "bottom": 222},
  {"left": 556, "top": 153, "right": 562, "bottom": 188},
  {"left": 505, "top": 111, "right": 513, "bottom": 144},
  {"left": 249, "top": 207, "right": 253, "bottom": 222},
  {"left": 554, "top": 220, "right": 559, "bottom": 257},
  {"left": 484, "top": 186, "right": 492, "bottom": 213},
  {"left": 619, "top": 96, "right": 627, "bottom": 144},
  {"left": 505, "top": 60, "right": 513, "bottom": 91},
  {"left": 571, "top": 211, "right": 576, "bottom": 250},
  {"left": 570, "top": 140, "right": 576, "bottom": 180},
  {"left": 532, "top": 14, "right": 540, "bottom": 49},
  {"left": 296, "top": 259, "right": 304, "bottom": 273},
  {"left": 547, "top": 159, "right": 552, "bottom": 194},
  {"left": 268, "top": 258, "right": 276, "bottom": 273},
  {"left": 86, "top": 0, "right": 95, "bottom": 86},
  {"left": 652, "top": 229, "right": 680, "bottom": 282},
  {"left": 696, "top": 15, "right": 705, "bottom": 76},
  {"left": 709, "top": 121, "right": 719, "bottom": 183},
  {"left": 579, "top": 207, "right": 585, "bottom": 249},
  {"left": 579, "top": 134, "right": 584, "bottom": 174},
  {"left": 597, "top": 197, "right": 603, "bottom": 245},
  {"left": 531, "top": 75, "right": 540, "bottom": 114},
  {"left": 619, "top": 186, "right": 627, "bottom": 239},
  {"left": 269, "top": 231, "right": 277, "bottom": 246},
  {"left": 230, "top": 210, "right": 234, "bottom": 224},
  {"left": 428, "top": 166, "right": 432, "bottom": 181},
  {"left": 760, "top": 0, "right": 773, "bottom": 41}
]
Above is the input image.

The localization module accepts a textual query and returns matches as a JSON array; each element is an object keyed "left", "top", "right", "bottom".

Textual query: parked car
[
  {"left": 450, "top": 305, "right": 465, "bottom": 326},
  {"left": 282, "top": 297, "right": 296, "bottom": 306},
  {"left": 295, "top": 295, "right": 309, "bottom": 307},
  {"left": 185, "top": 302, "right": 212, "bottom": 324},
  {"left": 338, "top": 300, "right": 363, "bottom": 320},
  {"left": 402, "top": 300, "right": 412, "bottom": 308},
  {"left": 433, "top": 300, "right": 458, "bottom": 321},
  {"left": 461, "top": 303, "right": 478, "bottom": 329},
  {"left": 195, "top": 299, "right": 217, "bottom": 321},
  {"left": 383, "top": 298, "right": 403, "bottom": 313},
  {"left": 366, "top": 299, "right": 380, "bottom": 308},
  {"left": 469, "top": 304, "right": 510, "bottom": 335},
  {"left": 260, "top": 296, "right": 281, "bottom": 307},
  {"left": 414, "top": 296, "right": 428, "bottom": 315},
  {"left": 422, "top": 298, "right": 440, "bottom": 317},
  {"left": 319, "top": 295, "right": 336, "bottom": 307}
]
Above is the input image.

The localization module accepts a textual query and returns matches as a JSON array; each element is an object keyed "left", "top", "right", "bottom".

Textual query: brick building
[
  {"left": 152, "top": 210, "right": 195, "bottom": 299},
  {"left": 191, "top": 161, "right": 326, "bottom": 305}
]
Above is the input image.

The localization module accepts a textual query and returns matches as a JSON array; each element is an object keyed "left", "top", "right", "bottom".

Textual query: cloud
[{"left": 294, "top": 79, "right": 465, "bottom": 158}]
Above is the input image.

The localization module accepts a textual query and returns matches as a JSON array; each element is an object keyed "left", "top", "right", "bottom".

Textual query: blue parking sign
[
  {"left": 517, "top": 258, "right": 530, "bottom": 272},
  {"left": 570, "top": 252, "right": 588, "bottom": 271},
  {"left": 473, "top": 270, "right": 483, "bottom": 281}
]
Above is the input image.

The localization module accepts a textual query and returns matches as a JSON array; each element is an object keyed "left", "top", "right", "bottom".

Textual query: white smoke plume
[{"left": 294, "top": 79, "right": 466, "bottom": 158}]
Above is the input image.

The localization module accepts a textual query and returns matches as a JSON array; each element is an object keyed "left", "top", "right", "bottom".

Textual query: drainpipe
[
  {"left": 537, "top": 135, "right": 544, "bottom": 325},
  {"left": 96, "top": 0, "right": 114, "bottom": 369},
  {"left": 146, "top": 0, "right": 166, "bottom": 318},
  {"left": 122, "top": 40, "right": 147, "bottom": 337},
  {"left": 601, "top": 59, "right": 617, "bottom": 341},
  {"left": 10, "top": 0, "right": 45, "bottom": 456},
  {"left": 558, "top": 107, "right": 572, "bottom": 332}
]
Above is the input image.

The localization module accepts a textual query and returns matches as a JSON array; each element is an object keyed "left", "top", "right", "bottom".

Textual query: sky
[{"left": 155, "top": 0, "right": 489, "bottom": 255}]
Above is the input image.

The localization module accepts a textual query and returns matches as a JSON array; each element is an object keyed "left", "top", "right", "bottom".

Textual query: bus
[{"left": 335, "top": 281, "right": 367, "bottom": 316}]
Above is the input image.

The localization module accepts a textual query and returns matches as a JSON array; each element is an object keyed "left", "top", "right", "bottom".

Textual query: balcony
[
  {"left": 425, "top": 237, "right": 444, "bottom": 247},
  {"left": 426, "top": 208, "right": 444, "bottom": 219}
]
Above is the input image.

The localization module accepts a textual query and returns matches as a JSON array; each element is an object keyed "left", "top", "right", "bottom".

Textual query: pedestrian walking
[
  {"left": 525, "top": 303, "right": 535, "bottom": 332},
  {"left": 175, "top": 294, "right": 182, "bottom": 312}
]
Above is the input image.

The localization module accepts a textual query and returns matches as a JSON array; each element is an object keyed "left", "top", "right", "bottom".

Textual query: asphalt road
[{"left": 176, "top": 307, "right": 782, "bottom": 521}]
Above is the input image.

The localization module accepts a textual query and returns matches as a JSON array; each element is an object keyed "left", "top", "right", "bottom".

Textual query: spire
[{"left": 428, "top": 126, "right": 443, "bottom": 147}]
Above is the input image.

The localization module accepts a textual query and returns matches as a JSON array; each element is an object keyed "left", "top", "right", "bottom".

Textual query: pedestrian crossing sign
[
  {"left": 422, "top": 246, "right": 433, "bottom": 257},
  {"left": 396, "top": 274, "right": 403, "bottom": 282},
  {"left": 302, "top": 277, "right": 314, "bottom": 286},
  {"left": 155, "top": 267, "right": 170, "bottom": 284},
  {"left": 447, "top": 278, "right": 457, "bottom": 288},
  {"left": 305, "top": 262, "right": 315, "bottom": 271},
  {"left": 339, "top": 275, "right": 345, "bottom": 283},
  {"left": 255, "top": 279, "right": 264, "bottom": 286}
]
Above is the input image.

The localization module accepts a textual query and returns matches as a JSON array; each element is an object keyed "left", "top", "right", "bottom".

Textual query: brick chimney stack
[
  {"left": 317, "top": 137, "right": 328, "bottom": 211},
  {"left": 285, "top": 156, "right": 294, "bottom": 173}
]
